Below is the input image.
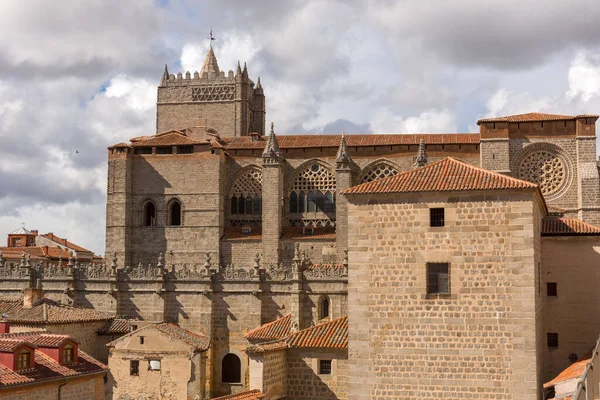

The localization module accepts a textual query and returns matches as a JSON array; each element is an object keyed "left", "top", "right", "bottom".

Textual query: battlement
[{"left": 159, "top": 68, "right": 256, "bottom": 87}]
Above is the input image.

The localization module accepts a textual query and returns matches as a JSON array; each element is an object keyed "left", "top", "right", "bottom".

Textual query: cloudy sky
[{"left": 2, "top": 0, "right": 600, "bottom": 255}]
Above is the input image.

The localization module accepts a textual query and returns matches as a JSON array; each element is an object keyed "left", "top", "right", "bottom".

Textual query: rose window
[
  {"left": 362, "top": 163, "right": 399, "bottom": 183},
  {"left": 518, "top": 151, "right": 566, "bottom": 196}
]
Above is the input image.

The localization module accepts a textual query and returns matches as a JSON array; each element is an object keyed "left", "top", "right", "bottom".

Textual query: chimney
[
  {"left": 23, "top": 280, "right": 44, "bottom": 308},
  {"left": 31, "top": 230, "right": 38, "bottom": 236},
  {"left": 0, "top": 321, "right": 10, "bottom": 334}
]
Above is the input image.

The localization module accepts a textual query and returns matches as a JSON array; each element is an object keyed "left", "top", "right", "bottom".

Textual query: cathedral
[{"left": 87, "top": 45, "right": 600, "bottom": 398}]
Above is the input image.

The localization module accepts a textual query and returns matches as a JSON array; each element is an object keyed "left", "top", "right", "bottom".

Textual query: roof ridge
[{"left": 245, "top": 313, "right": 291, "bottom": 339}]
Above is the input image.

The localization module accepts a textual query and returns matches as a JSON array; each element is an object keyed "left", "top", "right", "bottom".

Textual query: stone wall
[
  {"left": 0, "top": 374, "right": 105, "bottom": 400},
  {"left": 286, "top": 349, "right": 348, "bottom": 400},
  {"left": 541, "top": 235, "right": 600, "bottom": 382},
  {"left": 346, "top": 190, "right": 543, "bottom": 399}
]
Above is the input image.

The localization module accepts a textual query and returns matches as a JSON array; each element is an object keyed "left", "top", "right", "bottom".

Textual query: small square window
[
  {"left": 319, "top": 359, "right": 332, "bottom": 375},
  {"left": 130, "top": 360, "right": 139, "bottom": 376},
  {"left": 547, "top": 333, "right": 559, "bottom": 348},
  {"left": 149, "top": 359, "right": 161, "bottom": 371},
  {"left": 427, "top": 263, "right": 450, "bottom": 295},
  {"left": 430, "top": 208, "right": 445, "bottom": 227},
  {"left": 547, "top": 282, "right": 558, "bottom": 297}
]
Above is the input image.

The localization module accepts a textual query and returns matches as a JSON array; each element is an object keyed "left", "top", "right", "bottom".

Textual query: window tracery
[
  {"left": 518, "top": 150, "right": 566, "bottom": 196},
  {"left": 229, "top": 168, "right": 262, "bottom": 226},
  {"left": 361, "top": 162, "right": 399, "bottom": 183},
  {"left": 289, "top": 163, "right": 336, "bottom": 227}
]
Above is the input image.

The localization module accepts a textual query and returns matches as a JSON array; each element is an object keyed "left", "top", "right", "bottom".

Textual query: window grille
[
  {"left": 319, "top": 360, "right": 332, "bottom": 375},
  {"left": 430, "top": 208, "right": 445, "bottom": 227},
  {"left": 427, "top": 263, "right": 450, "bottom": 295}
]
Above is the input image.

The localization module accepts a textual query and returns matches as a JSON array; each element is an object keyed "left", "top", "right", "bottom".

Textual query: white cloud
[
  {"left": 567, "top": 50, "right": 600, "bottom": 102},
  {"left": 370, "top": 109, "right": 457, "bottom": 134}
]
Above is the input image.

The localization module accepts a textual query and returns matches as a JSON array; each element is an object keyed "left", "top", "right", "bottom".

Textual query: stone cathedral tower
[{"left": 156, "top": 46, "right": 265, "bottom": 137}]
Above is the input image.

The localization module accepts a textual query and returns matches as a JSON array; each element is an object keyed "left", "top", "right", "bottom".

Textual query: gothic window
[
  {"left": 229, "top": 168, "right": 262, "bottom": 226},
  {"left": 143, "top": 201, "right": 156, "bottom": 226},
  {"left": 167, "top": 200, "right": 182, "bottom": 226},
  {"left": 518, "top": 150, "right": 567, "bottom": 196},
  {"left": 222, "top": 353, "right": 241, "bottom": 383},
  {"left": 319, "top": 296, "right": 331, "bottom": 320},
  {"left": 361, "top": 162, "right": 399, "bottom": 183},
  {"left": 289, "top": 162, "right": 336, "bottom": 227}
]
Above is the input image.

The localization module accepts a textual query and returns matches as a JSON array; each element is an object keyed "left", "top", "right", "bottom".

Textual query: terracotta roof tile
[
  {"left": 129, "top": 131, "right": 204, "bottom": 147},
  {"left": 0, "top": 246, "right": 71, "bottom": 261},
  {"left": 477, "top": 112, "right": 599, "bottom": 125},
  {"left": 107, "top": 142, "right": 130, "bottom": 149},
  {"left": 544, "top": 358, "right": 589, "bottom": 389},
  {"left": 245, "top": 314, "right": 291, "bottom": 341},
  {"left": 40, "top": 233, "right": 91, "bottom": 253},
  {"left": 97, "top": 318, "right": 134, "bottom": 335},
  {"left": 222, "top": 227, "right": 262, "bottom": 241},
  {"left": 0, "top": 298, "right": 114, "bottom": 324},
  {"left": 542, "top": 218, "right": 600, "bottom": 236},
  {"left": 222, "top": 133, "right": 479, "bottom": 150},
  {"left": 245, "top": 340, "right": 288, "bottom": 354},
  {"left": 0, "top": 348, "right": 106, "bottom": 387},
  {"left": 286, "top": 316, "right": 347, "bottom": 349},
  {"left": 155, "top": 323, "right": 210, "bottom": 351},
  {"left": 281, "top": 227, "right": 336, "bottom": 241},
  {"left": 343, "top": 157, "right": 538, "bottom": 195},
  {"left": 211, "top": 389, "right": 265, "bottom": 400},
  {"left": 0, "top": 339, "right": 34, "bottom": 353}
]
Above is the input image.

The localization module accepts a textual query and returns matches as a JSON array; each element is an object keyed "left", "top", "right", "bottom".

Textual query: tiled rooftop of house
[
  {"left": 245, "top": 314, "right": 292, "bottom": 341},
  {"left": 0, "top": 298, "right": 114, "bottom": 324},
  {"left": 154, "top": 323, "right": 211, "bottom": 351},
  {"left": 97, "top": 318, "right": 135, "bottom": 335},
  {"left": 542, "top": 217, "right": 600, "bottom": 236},
  {"left": 0, "top": 332, "right": 106, "bottom": 387},
  {"left": 40, "top": 233, "right": 92, "bottom": 253},
  {"left": 129, "top": 130, "right": 204, "bottom": 147},
  {"left": 477, "top": 112, "right": 599, "bottom": 124},
  {"left": 210, "top": 389, "right": 265, "bottom": 400},
  {"left": 343, "top": 157, "right": 539, "bottom": 195},
  {"left": 0, "top": 246, "right": 71, "bottom": 261},
  {"left": 286, "top": 316, "right": 348, "bottom": 349}
]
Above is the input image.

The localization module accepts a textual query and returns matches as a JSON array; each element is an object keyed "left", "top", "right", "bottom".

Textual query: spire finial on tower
[
  {"left": 161, "top": 64, "right": 169, "bottom": 85},
  {"left": 263, "top": 122, "right": 281, "bottom": 164},
  {"left": 413, "top": 139, "right": 428, "bottom": 169},
  {"left": 207, "top": 27, "right": 216, "bottom": 48},
  {"left": 336, "top": 131, "right": 352, "bottom": 170},
  {"left": 201, "top": 45, "right": 220, "bottom": 76},
  {"left": 256, "top": 77, "right": 262, "bottom": 89}
]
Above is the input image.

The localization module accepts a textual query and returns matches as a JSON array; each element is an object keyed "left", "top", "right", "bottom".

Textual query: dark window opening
[
  {"left": 143, "top": 202, "right": 156, "bottom": 226},
  {"left": 245, "top": 197, "right": 253, "bottom": 215},
  {"left": 316, "top": 191, "right": 325, "bottom": 211},
  {"left": 320, "top": 297, "right": 330, "bottom": 319},
  {"left": 547, "top": 282, "right": 558, "bottom": 297},
  {"left": 130, "top": 360, "right": 139, "bottom": 376},
  {"left": 324, "top": 192, "right": 333, "bottom": 212},
  {"left": 139, "top": 336, "right": 145, "bottom": 345},
  {"left": 307, "top": 192, "right": 316, "bottom": 212},
  {"left": 17, "top": 351, "right": 30, "bottom": 370},
  {"left": 427, "top": 263, "right": 450, "bottom": 295},
  {"left": 177, "top": 145, "right": 194, "bottom": 154},
  {"left": 298, "top": 192, "right": 306, "bottom": 213},
  {"left": 62, "top": 345, "right": 74, "bottom": 364},
  {"left": 547, "top": 333, "right": 559, "bottom": 348},
  {"left": 238, "top": 196, "right": 246, "bottom": 214},
  {"left": 231, "top": 197, "right": 238, "bottom": 214},
  {"left": 430, "top": 208, "right": 445, "bottom": 227},
  {"left": 290, "top": 192, "right": 298, "bottom": 213},
  {"left": 134, "top": 147, "right": 152, "bottom": 155},
  {"left": 319, "top": 360, "right": 332, "bottom": 375},
  {"left": 156, "top": 146, "right": 173, "bottom": 155},
  {"left": 169, "top": 201, "right": 181, "bottom": 226},
  {"left": 253, "top": 196, "right": 261, "bottom": 214},
  {"left": 222, "top": 353, "right": 241, "bottom": 383}
]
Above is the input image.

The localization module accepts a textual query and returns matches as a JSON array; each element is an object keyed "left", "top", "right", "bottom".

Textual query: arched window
[
  {"left": 361, "top": 162, "right": 400, "bottom": 183},
  {"left": 289, "top": 163, "right": 336, "bottom": 227},
  {"left": 222, "top": 353, "right": 241, "bottom": 383},
  {"left": 143, "top": 201, "right": 156, "bottom": 226},
  {"left": 229, "top": 168, "right": 262, "bottom": 225},
  {"left": 320, "top": 296, "right": 330, "bottom": 320},
  {"left": 168, "top": 200, "right": 182, "bottom": 226}
]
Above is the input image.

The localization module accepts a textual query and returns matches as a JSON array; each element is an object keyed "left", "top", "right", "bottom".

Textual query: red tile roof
[
  {"left": 286, "top": 316, "right": 347, "bottom": 349},
  {"left": 542, "top": 218, "right": 600, "bottom": 236},
  {"left": 245, "top": 340, "right": 289, "bottom": 354},
  {"left": 245, "top": 314, "right": 291, "bottom": 341},
  {"left": 222, "top": 227, "right": 262, "bottom": 241},
  {"left": 107, "top": 142, "right": 130, "bottom": 149},
  {"left": 154, "top": 323, "right": 210, "bottom": 351},
  {"left": 211, "top": 389, "right": 265, "bottom": 400},
  {"left": 0, "top": 348, "right": 105, "bottom": 387},
  {"left": 222, "top": 133, "right": 479, "bottom": 150},
  {"left": 0, "top": 339, "right": 34, "bottom": 353},
  {"left": 129, "top": 131, "right": 204, "bottom": 147},
  {"left": 97, "top": 318, "right": 134, "bottom": 335},
  {"left": 281, "top": 227, "right": 336, "bottom": 241},
  {"left": 0, "top": 246, "right": 71, "bottom": 261},
  {"left": 343, "top": 157, "right": 538, "bottom": 195},
  {"left": 544, "top": 358, "right": 589, "bottom": 389},
  {"left": 0, "top": 298, "right": 114, "bottom": 324},
  {"left": 477, "top": 112, "right": 599, "bottom": 125},
  {"left": 40, "top": 233, "right": 91, "bottom": 253}
]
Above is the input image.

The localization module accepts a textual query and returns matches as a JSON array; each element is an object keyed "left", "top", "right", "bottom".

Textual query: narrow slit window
[
  {"left": 430, "top": 208, "right": 445, "bottom": 227},
  {"left": 547, "top": 333, "right": 559, "bottom": 348}
]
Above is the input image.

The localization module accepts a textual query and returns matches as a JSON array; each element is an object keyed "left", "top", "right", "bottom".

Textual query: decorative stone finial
[
  {"left": 236, "top": 61, "right": 242, "bottom": 77},
  {"left": 200, "top": 46, "right": 220, "bottom": 76},
  {"left": 0, "top": 250, "right": 4, "bottom": 268},
  {"left": 256, "top": 77, "right": 262, "bottom": 90},
  {"left": 204, "top": 252, "right": 212, "bottom": 271},
  {"left": 253, "top": 252, "right": 261, "bottom": 270},
  {"left": 242, "top": 61, "right": 248, "bottom": 78},
  {"left": 20, "top": 253, "right": 26, "bottom": 268},
  {"left": 161, "top": 64, "right": 169, "bottom": 85},
  {"left": 157, "top": 253, "right": 164, "bottom": 269},
  {"left": 336, "top": 131, "right": 352, "bottom": 170},
  {"left": 110, "top": 252, "right": 118, "bottom": 277},
  {"left": 413, "top": 139, "right": 428, "bottom": 169},
  {"left": 262, "top": 122, "right": 282, "bottom": 164}
]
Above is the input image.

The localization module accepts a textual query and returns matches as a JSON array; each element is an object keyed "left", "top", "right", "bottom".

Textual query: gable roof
[
  {"left": 40, "top": 233, "right": 91, "bottom": 253},
  {"left": 0, "top": 339, "right": 35, "bottom": 353},
  {"left": 343, "top": 157, "right": 539, "bottom": 195},
  {"left": 245, "top": 314, "right": 291, "bottom": 341},
  {"left": 286, "top": 316, "right": 348, "bottom": 349},
  {"left": 542, "top": 218, "right": 600, "bottom": 236},
  {"left": 129, "top": 131, "right": 204, "bottom": 147},
  {"left": 0, "top": 298, "right": 114, "bottom": 324},
  {"left": 107, "top": 323, "right": 210, "bottom": 352},
  {"left": 97, "top": 318, "right": 135, "bottom": 335},
  {"left": 222, "top": 133, "right": 479, "bottom": 150},
  {"left": 8, "top": 228, "right": 32, "bottom": 235},
  {"left": 543, "top": 358, "right": 589, "bottom": 389},
  {"left": 477, "top": 112, "right": 599, "bottom": 125}
]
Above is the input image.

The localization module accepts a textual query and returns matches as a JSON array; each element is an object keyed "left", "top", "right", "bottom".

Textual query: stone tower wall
[{"left": 346, "top": 191, "right": 543, "bottom": 399}]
